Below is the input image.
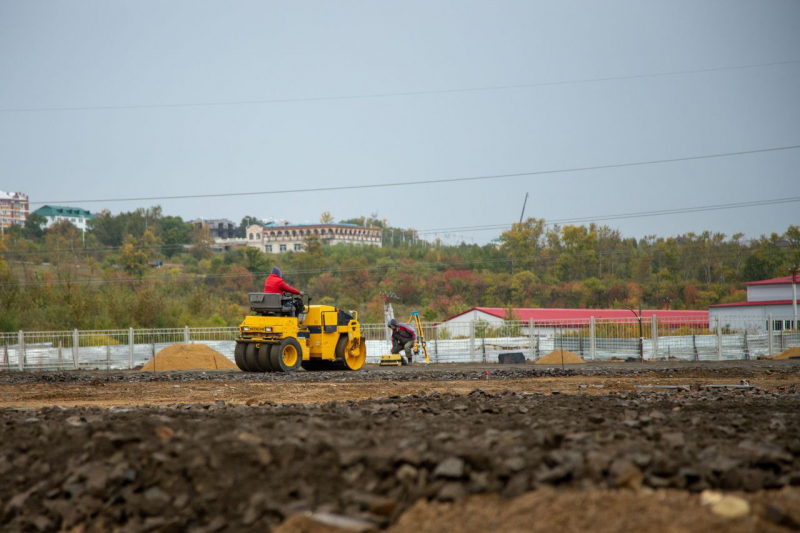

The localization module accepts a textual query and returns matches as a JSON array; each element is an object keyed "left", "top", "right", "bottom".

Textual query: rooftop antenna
[{"left": 519, "top": 192, "right": 529, "bottom": 224}]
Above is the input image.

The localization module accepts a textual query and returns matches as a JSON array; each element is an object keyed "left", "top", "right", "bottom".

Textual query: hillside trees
[{"left": 1, "top": 209, "right": 799, "bottom": 332}]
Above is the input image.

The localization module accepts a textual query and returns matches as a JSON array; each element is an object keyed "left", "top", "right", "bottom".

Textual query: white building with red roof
[{"left": 709, "top": 275, "right": 798, "bottom": 332}]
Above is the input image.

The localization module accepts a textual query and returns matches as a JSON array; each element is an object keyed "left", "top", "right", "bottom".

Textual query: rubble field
[
  {"left": 1, "top": 361, "right": 798, "bottom": 532},
  {"left": 0, "top": 361, "right": 798, "bottom": 409}
]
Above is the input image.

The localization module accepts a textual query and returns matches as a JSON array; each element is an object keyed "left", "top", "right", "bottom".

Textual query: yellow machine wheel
[
  {"left": 270, "top": 338, "right": 303, "bottom": 373},
  {"left": 335, "top": 336, "right": 366, "bottom": 371}
]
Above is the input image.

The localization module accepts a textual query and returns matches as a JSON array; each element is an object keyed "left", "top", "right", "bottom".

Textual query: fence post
[
  {"left": 590, "top": 317, "right": 596, "bottom": 361},
  {"left": 129, "top": 328, "right": 134, "bottom": 369},
  {"left": 651, "top": 316, "right": 658, "bottom": 360},
  {"left": 58, "top": 341, "right": 63, "bottom": 370},
  {"left": 528, "top": 319, "right": 535, "bottom": 361},
  {"left": 768, "top": 314, "right": 774, "bottom": 356},
  {"left": 469, "top": 321, "right": 475, "bottom": 362},
  {"left": 106, "top": 344, "right": 110, "bottom": 371},
  {"left": 73, "top": 329, "right": 79, "bottom": 370},
  {"left": 433, "top": 326, "right": 439, "bottom": 363},
  {"left": 18, "top": 331, "right": 24, "bottom": 371},
  {"left": 743, "top": 332, "right": 750, "bottom": 361},
  {"left": 716, "top": 319, "right": 723, "bottom": 360},
  {"left": 184, "top": 325, "right": 190, "bottom": 343}
]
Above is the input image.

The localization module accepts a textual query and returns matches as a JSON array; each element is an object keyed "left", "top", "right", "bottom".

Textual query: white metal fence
[{"left": 1, "top": 315, "right": 798, "bottom": 371}]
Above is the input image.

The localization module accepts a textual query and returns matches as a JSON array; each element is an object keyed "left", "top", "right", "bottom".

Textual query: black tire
[
  {"left": 234, "top": 342, "right": 248, "bottom": 371},
  {"left": 335, "top": 336, "right": 347, "bottom": 360},
  {"left": 270, "top": 337, "right": 303, "bottom": 373},
  {"left": 257, "top": 344, "right": 274, "bottom": 372},
  {"left": 245, "top": 343, "right": 259, "bottom": 373}
]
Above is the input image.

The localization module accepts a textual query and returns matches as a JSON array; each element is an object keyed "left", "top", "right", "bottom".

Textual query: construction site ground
[{"left": 1, "top": 360, "right": 799, "bottom": 532}]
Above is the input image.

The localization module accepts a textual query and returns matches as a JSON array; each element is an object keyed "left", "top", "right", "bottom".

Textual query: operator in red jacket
[
  {"left": 263, "top": 267, "right": 306, "bottom": 320},
  {"left": 263, "top": 267, "right": 301, "bottom": 295}
]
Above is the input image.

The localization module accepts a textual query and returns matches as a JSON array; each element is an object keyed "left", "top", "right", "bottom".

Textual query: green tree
[
  {"left": 120, "top": 236, "right": 148, "bottom": 277},
  {"left": 499, "top": 217, "right": 546, "bottom": 272},
  {"left": 24, "top": 213, "right": 47, "bottom": 240}
]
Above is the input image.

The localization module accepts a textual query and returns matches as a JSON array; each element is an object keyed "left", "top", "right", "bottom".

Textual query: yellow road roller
[{"left": 234, "top": 293, "right": 366, "bottom": 372}]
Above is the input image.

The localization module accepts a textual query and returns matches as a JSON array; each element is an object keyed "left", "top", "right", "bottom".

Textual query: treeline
[{"left": 0, "top": 207, "right": 797, "bottom": 332}]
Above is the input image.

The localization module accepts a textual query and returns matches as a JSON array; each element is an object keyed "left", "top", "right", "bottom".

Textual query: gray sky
[{"left": 1, "top": 0, "right": 798, "bottom": 244}]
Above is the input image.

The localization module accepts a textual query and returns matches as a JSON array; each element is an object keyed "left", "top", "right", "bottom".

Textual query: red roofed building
[
  {"left": 439, "top": 307, "right": 708, "bottom": 335},
  {"left": 709, "top": 275, "right": 798, "bottom": 332}
]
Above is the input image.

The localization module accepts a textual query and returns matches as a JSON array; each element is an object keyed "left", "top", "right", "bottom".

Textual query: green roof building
[{"left": 33, "top": 205, "right": 97, "bottom": 232}]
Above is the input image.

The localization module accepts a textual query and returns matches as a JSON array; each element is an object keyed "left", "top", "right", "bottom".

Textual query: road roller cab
[{"left": 234, "top": 292, "right": 367, "bottom": 373}]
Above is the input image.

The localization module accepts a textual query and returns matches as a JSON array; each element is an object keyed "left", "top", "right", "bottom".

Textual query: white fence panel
[{"left": 1, "top": 315, "right": 798, "bottom": 371}]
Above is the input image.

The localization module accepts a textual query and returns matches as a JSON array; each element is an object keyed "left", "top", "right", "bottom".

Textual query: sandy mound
[
  {"left": 770, "top": 346, "right": 800, "bottom": 360},
  {"left": 141, "top": 344, "right": 237, "bottom": 371},
  {"left": 535, "top": 349, "right": 585, "bottom": 365},
  {"left": 384, "top": 487, "right": 799, "bottom": 533}
]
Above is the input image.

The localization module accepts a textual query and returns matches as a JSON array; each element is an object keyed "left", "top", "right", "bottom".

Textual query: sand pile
[
  {"left": 769, "top": 346, "right": 800, "bottom": 360},
  {"left": 535, "top": 349, "right": 585, "bottom": 365},
  {"left": 141, "top": 344, "right": 237, "bottom": 371}
]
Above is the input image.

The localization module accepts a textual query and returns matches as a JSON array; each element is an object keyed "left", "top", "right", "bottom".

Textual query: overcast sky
[{"left": 1, "top": 0, "right": 798, "bottom": 244}]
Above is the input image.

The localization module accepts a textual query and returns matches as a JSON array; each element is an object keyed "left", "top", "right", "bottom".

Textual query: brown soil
[
  {"left": 140, "top": 344, "right": 237, "bottom": 371},
  {"left": 1, "top": 391, "right": 798, "bottom": 532},
  {"left": 771, "top": 347, "right": 800, "bottom": 360},
  {"left": 1, "top": 365, "right": 799, "bottom": 408},
  {"left": 535, "top": 349, "right": 585, "bottom": 365},
  {"left": 388, "top": 487, "right": 800, "bottom": 533}
]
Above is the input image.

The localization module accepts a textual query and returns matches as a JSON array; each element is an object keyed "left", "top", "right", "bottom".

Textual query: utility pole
[
  {"left": 627, "top": 304, "right": 644, "bottom": 361},
  {"left": 519, "top": 192, "right": 529, "bottom": 224},
  {"left": 791, "top": 265, "right": 798, "bottom": 331},
  {"left": 380, "top": 291, "right": 400, "bottom": 343}
]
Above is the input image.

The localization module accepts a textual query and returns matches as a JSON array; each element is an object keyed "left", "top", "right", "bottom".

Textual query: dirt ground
[
  {"left": 1, "top": 361, "right": 798, "bottom": 532},
  {"left": 0, "top": 361, "right": 797, "bottom": 408}
]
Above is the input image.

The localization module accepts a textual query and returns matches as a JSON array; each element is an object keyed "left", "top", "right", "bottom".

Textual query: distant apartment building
[
  {"left": 33, "top": 205, "right": 97, "bottom": 232},
  {"left": 0, "top": 191, "right": 29, "bottom": 230},
  {"left": 192, "top": 218, "right": 237, "bottom": 239},
  {"left": 227, "top": 221, "right": 382, "bottom": 253}
]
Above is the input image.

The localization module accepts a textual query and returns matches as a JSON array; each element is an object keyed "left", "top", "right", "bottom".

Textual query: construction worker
[
  {"left": 264, "top": 267, "right": 305, "bottom": 319},
  {"left": 388, "top": 318, "right": 416, "bottom": 365}
]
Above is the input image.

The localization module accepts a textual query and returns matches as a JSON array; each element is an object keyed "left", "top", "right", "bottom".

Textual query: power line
[
  {"left": 29, "top": 144, "right": 800, "bottom": 206},
  {"left": 416, "top": 196, "right": 800, "bottom": 235},
  {"left": 3, "top": 59, "right": 799, "bottom": 114}
]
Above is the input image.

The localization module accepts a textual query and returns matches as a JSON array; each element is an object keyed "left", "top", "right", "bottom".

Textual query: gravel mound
[
  {"left": 771, "top": 347, "right": 800, "bottom": 360},
  {"left": 140, "top": 344, "right": 237, "bottom": 371},
  {"left": 535, "top": 349, "right": 585, "bottom": 365}
]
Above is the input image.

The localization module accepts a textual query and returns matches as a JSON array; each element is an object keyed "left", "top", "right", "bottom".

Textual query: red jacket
[{"left": 263, "top": 273, "right": 300, "bottom": 295}]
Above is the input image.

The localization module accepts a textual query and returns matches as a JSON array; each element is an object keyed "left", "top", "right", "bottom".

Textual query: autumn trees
[{"left": 0, "top": 206, "right": 798, "bottom": 331}]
